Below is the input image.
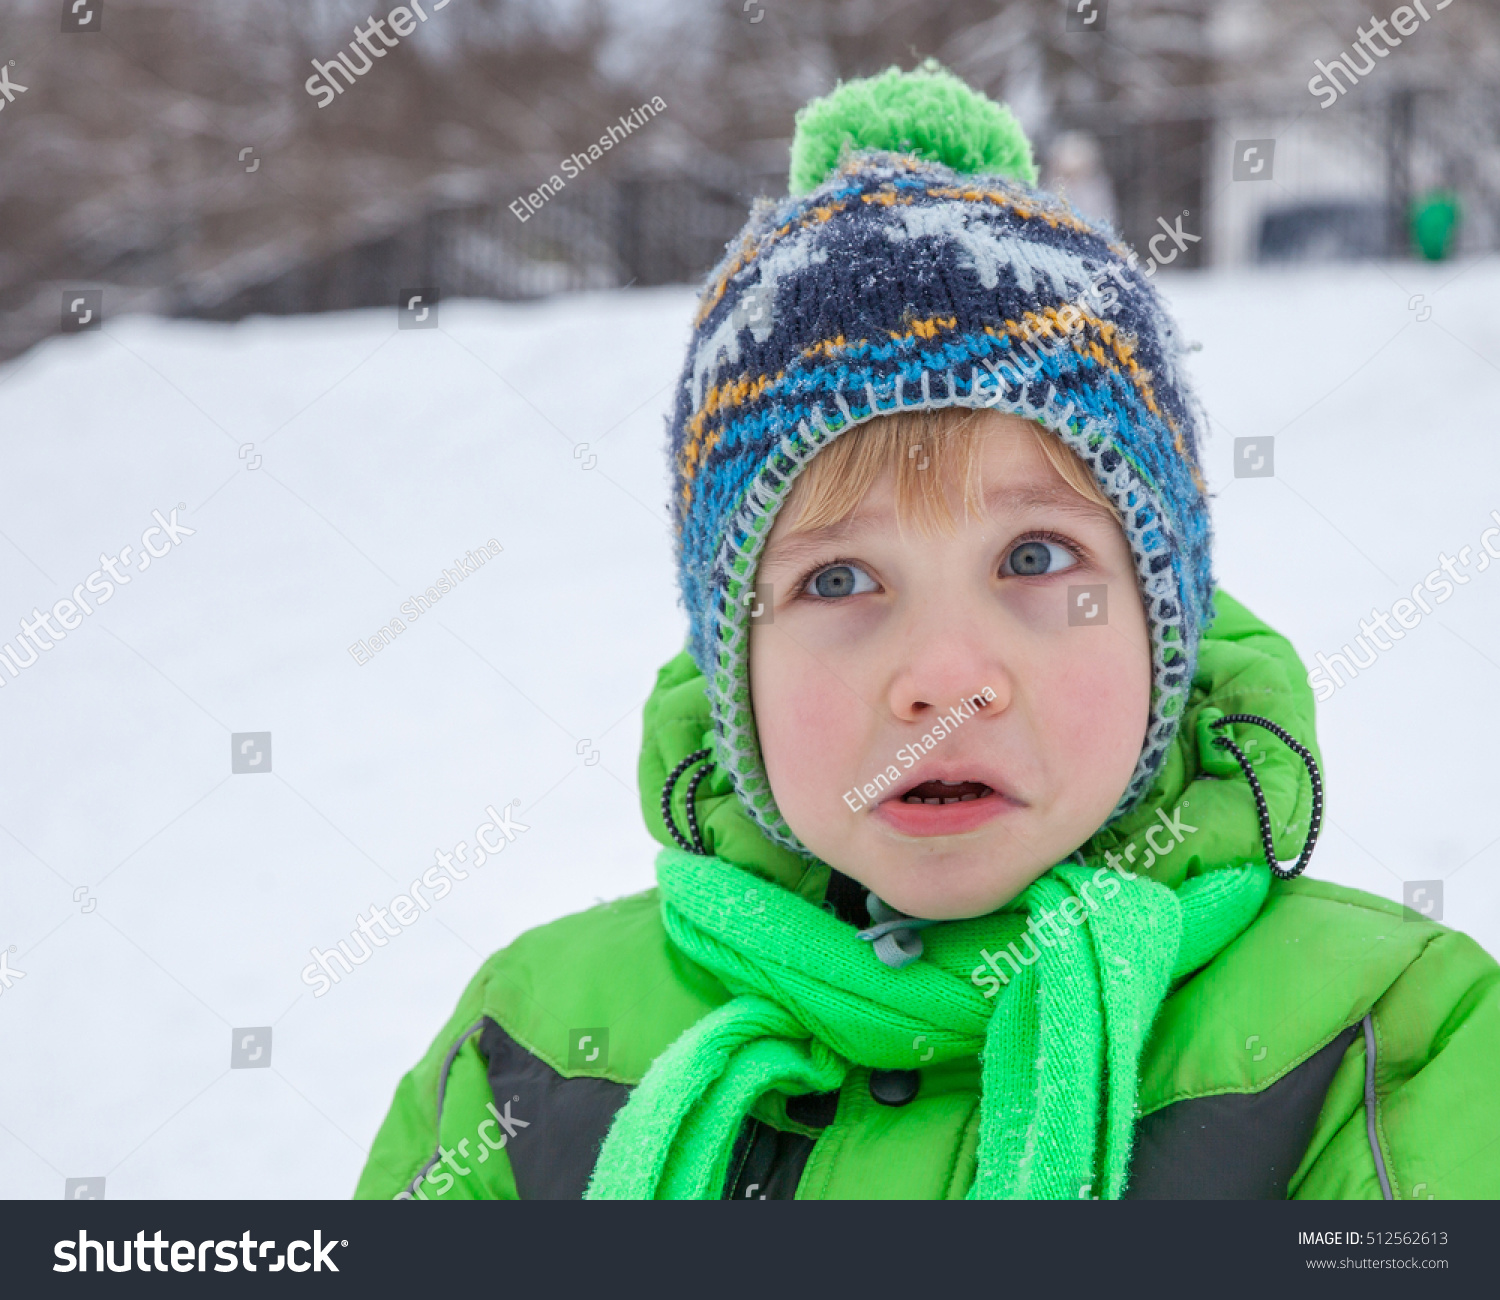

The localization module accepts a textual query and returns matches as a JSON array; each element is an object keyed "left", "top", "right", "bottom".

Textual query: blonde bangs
[{"left": 782, "top": 407, "right": 1114, "bottom": 536}]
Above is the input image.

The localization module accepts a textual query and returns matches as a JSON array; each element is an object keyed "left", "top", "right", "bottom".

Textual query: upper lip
[{"left": 884, "top": 760, "right": 1021, "bottom": 805}]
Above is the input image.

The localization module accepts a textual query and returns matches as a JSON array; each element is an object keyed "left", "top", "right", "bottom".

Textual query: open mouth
[
  {"left": 872, "top": 770, "right": 1018, "bottom": 837},
  {"left": 899, "top": 779, "right": 993, "bottom": 805}
]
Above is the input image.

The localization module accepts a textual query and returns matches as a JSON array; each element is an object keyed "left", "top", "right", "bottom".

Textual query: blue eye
[
  {"left": 810, "top": 563, "right": 877, "bottom": 598},
  {"left": 1004, "top": 539, "right": 1078, "bottom": 576}
]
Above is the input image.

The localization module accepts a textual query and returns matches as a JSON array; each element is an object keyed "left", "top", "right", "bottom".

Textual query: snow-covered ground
[{"left": 1, "top": 264, "right": 1497, "bottom": 1199}]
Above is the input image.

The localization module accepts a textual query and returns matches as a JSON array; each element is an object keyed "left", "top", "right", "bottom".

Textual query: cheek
[
  {"left": 750, "top": 632, "right": 861, "bottom": 819},
  {"left": 1029, "top": 621, "right": 1153, "bottom": 788}
]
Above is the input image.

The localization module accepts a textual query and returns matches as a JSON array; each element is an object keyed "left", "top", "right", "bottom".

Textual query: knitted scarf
[{"left": 585, "top": 848, "right": 1270, "bottom": 1200}]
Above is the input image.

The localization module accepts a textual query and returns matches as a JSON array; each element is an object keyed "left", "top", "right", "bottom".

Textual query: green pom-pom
[{"left": 788, "top": 60, "right": 1037, "bottom": 196}]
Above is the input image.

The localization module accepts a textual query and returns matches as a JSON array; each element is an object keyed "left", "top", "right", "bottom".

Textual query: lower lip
[{"left": 871, "top": 790, "right": 1020, "bottom": 837}]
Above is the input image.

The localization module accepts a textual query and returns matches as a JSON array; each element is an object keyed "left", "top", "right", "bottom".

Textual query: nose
[{"left": 886, "top": 619, "right": 1013, "bottom": 722}]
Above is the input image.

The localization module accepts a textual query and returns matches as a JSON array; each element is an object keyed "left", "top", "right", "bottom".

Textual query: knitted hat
[{"left": 668, "top": 63, "right": 1213, "bottom": 858}]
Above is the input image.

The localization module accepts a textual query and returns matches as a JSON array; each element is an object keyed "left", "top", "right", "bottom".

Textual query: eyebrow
[
  {"left": 982, "top": 482, "right": 1115, "bottom": 519},
  {"left": 762, "top": 480, "right": 1115, "bottom": 569}
]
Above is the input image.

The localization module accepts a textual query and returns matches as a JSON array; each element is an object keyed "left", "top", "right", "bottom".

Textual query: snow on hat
[{"left": 667, "top": 61, "right": 1214, "bottom": 856}]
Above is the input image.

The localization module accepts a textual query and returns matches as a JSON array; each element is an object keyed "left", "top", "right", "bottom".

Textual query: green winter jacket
[{"left": 355, "top": 591, "right": 1500, "bottom": 1200}]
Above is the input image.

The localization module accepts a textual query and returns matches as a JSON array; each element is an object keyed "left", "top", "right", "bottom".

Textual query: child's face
[{"left": 750, "top": 413, "right": 1152, "bottom": 920}]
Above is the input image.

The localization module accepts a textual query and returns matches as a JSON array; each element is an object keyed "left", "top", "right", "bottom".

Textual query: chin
[{"left": 863, "top": 857, "right": 1034, "bottom": 922}]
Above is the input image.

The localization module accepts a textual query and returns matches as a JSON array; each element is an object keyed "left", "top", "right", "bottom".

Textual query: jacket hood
[{"left": 638, "top": 589, "right": 1322, "bottom": 906}]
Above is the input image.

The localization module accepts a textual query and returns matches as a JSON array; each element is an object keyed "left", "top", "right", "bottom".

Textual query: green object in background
[{"left": 1411, "top": 189, "right": 1461, "bottom": 261}]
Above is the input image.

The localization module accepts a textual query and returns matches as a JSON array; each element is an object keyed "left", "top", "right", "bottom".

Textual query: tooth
[
  {"left": 959, "top": 793, "right": 978, "bottom": 801},
  {"left": 924, "top": 797, "right": 942, "bottom": 805}
]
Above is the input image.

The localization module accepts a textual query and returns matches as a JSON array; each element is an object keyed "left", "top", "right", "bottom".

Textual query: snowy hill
[{"left": 1, "top": 265, "right": 1497, "bottom": 1198}]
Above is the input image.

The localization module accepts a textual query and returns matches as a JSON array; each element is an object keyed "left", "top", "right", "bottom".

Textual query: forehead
[{"left": 767, "top": 417, "right": 1107, "bottom": 557}]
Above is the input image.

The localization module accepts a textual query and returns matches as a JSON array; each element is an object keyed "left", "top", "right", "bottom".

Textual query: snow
[{"left": 1, "top": 264, "right": 1496, "bottom": 1199}]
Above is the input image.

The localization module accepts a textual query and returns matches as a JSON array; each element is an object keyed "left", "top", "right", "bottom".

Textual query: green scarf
[{"left": 586, "top": 848, "right": 1270, "bottom": 1200}]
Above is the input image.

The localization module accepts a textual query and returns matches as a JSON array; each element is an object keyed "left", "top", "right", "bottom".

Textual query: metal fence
[
  {"left": 177, "top": 168, "right": 787, "bottom": 324},
  {"left": 181, "top": 82, "right": 1499, "bottom": 330}
]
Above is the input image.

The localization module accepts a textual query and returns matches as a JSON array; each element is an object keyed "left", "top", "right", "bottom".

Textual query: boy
[{"left": 356, "top": 64, "right": 1499, "bottom": 1200}]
